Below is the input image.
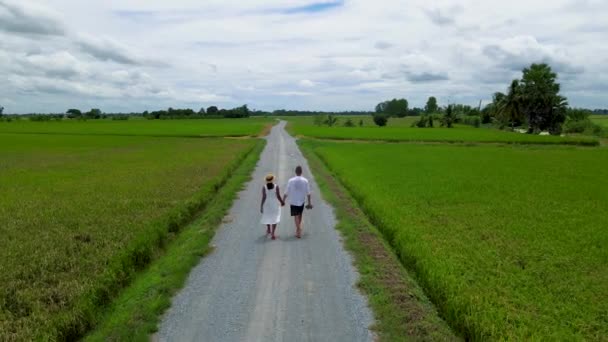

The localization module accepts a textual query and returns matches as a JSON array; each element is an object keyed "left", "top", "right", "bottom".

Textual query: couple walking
[{"left": 260, "top": 165, "right": 313, "bottom": 240}]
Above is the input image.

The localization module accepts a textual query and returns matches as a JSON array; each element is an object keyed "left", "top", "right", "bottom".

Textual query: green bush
[
  {"left": 372, "top": 114, "right": 388, "bottom": 127},
  {"left": 343, "top": 118, "right": 355, "bottom": 127},
  {"left": 563, "top": 118, "right": 605, "bottom": 136},
  {"left": 462, "top": 116, "right": 481, "bottom": 128}
]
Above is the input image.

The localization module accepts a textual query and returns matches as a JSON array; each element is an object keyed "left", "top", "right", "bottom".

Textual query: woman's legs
[
  {"left": 271, "top": 224, "right": 277, "bottom": 240},
  {"left": 266, "top": 224, "right": 271, "bottom": 235}
]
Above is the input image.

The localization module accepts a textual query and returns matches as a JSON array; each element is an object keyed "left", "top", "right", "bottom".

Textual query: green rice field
[
  {"left": 591, "top": 115, "right": 608, "bottom": 127},
  {"left": 300, "top": 139, "right": 608, "bottom": 340},
  {"left": 287, "top": 117, "right": 598, "bottom": 146},
  {"left": 0, "top": 132, "right": 261, "bottom": 341},
  {"left": 0, "top": 118, "right": 272, "bottom": 137}
]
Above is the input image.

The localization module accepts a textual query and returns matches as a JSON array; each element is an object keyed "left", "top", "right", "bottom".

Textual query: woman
[{"left": 260, "top": 173, "right": 284, "bottom": 240}]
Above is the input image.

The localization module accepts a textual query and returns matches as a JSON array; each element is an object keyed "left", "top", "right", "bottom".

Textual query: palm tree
[{"left": 497, "top": 79, "right": 524, "bottom": 131}]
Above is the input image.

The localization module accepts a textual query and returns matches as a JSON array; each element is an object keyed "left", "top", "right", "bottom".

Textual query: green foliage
[
  {"left": 563, "top": 118, "right": 605, "bottom": 136},
  {"left": 0, "top": 133, "right": 259, "bottom": 340},
  {"left": 220, "top": 105, "right": 250, "bottom": 118},
  {"left": 29, "top": 114, "right": 54, "bottom": 121},
  {"left": 313, "top": 115, "right": 324, "bottom": 126},
  {"left": 358, "top": 119, "right": 363, "bottom": 127},
  {"left": 412, "top": 115, "right": 429, "bottom": 128},
  {"left": 481, "top": 104, "right": 494, "bottom": 124},
  {"left": 461, "top": 115, "right": 481, "bottom": 128},
  {"left": 110, "top": 115, "right": 129, "bottom": 121},
  {"left": 375, "top": 98, "right": 409, "bottom": 117},
  {"left": 343, "top": 118, "right": 355, "bottom": 127},
  {"left": 425, "top": 96, "right": 438, "bottom": 114},
  {"left": 495, "top": 80, "right": 525, "bottom": 130},
  {"left": 441, "top": 105, "right": 456, "bottom": 128},
  {"left": 408, "top": 107, "right": 424, "bottom": 116},
  {"left": 272, "top": 109, "right": 373, "bottom": 116},
  {"left": 324, "top": 114, "right": 339, "bottom": 127},
  {"left": 566, "top": 108, "right": 592, "bottom": 121},
  {"left": 311, "top": 141, "right": 608, "bottom": 340},
  {"left": 206, "top": 106, "right": 219, "bottom": 115},
  {"left": 66, "top": 108, "right": 82, "bottom": 118},
  {"left": 84, "top": 108, "right": 102, "bottom": 119},
  {"left": 520, "top": 63, "right": 568, "bottom": 134},
  {"left": 372, "top": 114, "right": 388, "bottom": 127}
]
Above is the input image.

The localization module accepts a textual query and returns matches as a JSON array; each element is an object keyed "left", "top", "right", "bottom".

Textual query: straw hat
[{"left": 265, "top": 173, "right": 275, "bottom": 183}]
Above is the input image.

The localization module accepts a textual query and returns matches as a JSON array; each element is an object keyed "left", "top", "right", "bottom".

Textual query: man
[{"left": 283, "top": 165, "right": 313, "bottom": 238}]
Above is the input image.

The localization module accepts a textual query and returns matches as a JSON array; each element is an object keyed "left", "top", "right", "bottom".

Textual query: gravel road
[{"left": 157, "top": 121, "right": 374, "bottom": 342}]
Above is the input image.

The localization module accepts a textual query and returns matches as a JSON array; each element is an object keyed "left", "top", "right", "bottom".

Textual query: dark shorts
[{"left": 290, "top": 205, "right": 304, "bottom": 217}]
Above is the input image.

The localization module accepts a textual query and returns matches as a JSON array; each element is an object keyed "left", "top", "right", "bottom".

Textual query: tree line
[{"left": 370, "top": 63, "right": 604, "bottom": 135}]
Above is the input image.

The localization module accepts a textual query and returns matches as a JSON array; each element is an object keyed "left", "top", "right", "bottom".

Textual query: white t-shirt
[{"left": 285, "top": 176, "right": 310, "bottom": 206}]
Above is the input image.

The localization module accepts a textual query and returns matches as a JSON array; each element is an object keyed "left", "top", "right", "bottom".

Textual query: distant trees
[
  {"left": 425, "top": 97, "right": 439, "bottom": 114},
  {"left": 85, "top": 108, "right": 102, "bottom": 119},
  {"left": 375, "top": 98, "right": 409, "bottom": 117},
  {"left": 520, "top": 63, "right": 567, "bottom": 134},
  {"left": 66, "top": 109, "right": 82, "bottom": 119},
  {"left": 441, "top": 105, "right": 456, "bottom": 128},
  {"left": 0, "top": 106, "right": 4, "bottom": 117},
  {"left": 495, "top": 80, "right": 524, "bottom": 130},
  {"left": 142, "top": 105, "right": 249, "bottom": 120},
  {"left": 408, "top": 107, "right": 424, "bottom": 116},
  {"left": 220, "top": 105, "right": 250, "bottom": 118},
  {"left": 489, "top": 63, "right": 568, "bottom": 134},
  {"left": 272, "top": 109, "right": 373, "bottom": 116},
  {"left": 207, "top": 106, "right": 219, "bottom": 115}
]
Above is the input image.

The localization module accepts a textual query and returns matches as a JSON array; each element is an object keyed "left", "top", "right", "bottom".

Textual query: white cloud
[
  {"left": 299, "top": 79, "right": 316, "bottom": 87},
  {"left": 0, "top": 0, "right": 607, "bottom": 113}
]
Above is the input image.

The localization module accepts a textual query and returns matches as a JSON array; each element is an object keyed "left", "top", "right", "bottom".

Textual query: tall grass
[{"left": 303, "top": 140, "right": 608, "bottom": 340}]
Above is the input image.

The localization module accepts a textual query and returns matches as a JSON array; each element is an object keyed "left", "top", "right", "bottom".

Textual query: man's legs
[{"left": 294, "top": 214, "right": 303, "bottom": 237}]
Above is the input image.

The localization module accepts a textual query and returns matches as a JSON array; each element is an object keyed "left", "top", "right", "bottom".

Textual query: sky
[{"left": 1, "top": 0, "right": 607, "bottom": 114}]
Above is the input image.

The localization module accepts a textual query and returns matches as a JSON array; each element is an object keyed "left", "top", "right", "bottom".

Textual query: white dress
[{"left": 261, "top": 184, "right": 281, "bottom": 225}]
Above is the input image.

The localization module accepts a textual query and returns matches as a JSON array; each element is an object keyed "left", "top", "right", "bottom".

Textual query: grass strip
[
  {"left": 299, "top": 139, "right": 459, "bottom": 341},
  {"left": 84, "top": 139, "right": 265, "bottom": 341}
]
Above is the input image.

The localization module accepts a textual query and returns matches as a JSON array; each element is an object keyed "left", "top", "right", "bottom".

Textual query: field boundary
[
  {"left": 295, "top": 135, "right": 599, "bottom": 147},
  {"left": 299, "top": 139, "right": 459, "bottom": 341},
  {"left": 0, "top": 131, "right": 261, "bottom": 139}
]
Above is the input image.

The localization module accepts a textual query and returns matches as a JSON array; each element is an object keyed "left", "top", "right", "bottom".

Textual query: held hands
[
  {"left": 260, "top": 207, "right": 264, "bottom": 214},
  {"left": 280, "top": 200, "right": 285, "bottom": 207},
  {"left": 305, "top": 203, "right": 313, "bottom": 210}
]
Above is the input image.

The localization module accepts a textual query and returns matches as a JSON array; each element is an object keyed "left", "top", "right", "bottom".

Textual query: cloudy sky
[{"left": 1, "top": 0, "right": 607, "bottom": 113}]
